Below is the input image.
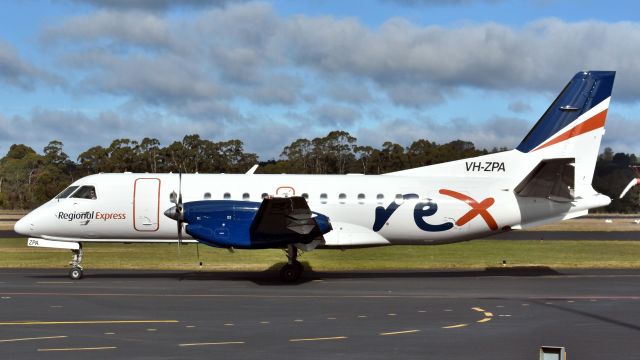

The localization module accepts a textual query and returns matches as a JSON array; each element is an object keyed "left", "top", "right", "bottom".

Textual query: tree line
[{"left": 0, "top": 131, "right": 637, "bottom": 212}]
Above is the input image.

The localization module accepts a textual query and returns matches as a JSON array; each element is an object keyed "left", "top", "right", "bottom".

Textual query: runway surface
[{"left": 0, "top": 269, "right": 639, "bottom": 359}]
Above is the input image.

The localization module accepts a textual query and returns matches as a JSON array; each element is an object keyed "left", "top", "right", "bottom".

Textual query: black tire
[
  {"left": 280, "top": 263, "right": 302, "bottom": 283},
  {"left": 69, "top": 267, "right": 83, "bottom": 280}
]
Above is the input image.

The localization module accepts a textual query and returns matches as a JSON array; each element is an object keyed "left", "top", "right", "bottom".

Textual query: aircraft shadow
[
  {"left": 27, "top": 264, "right": 560, "bottom": 286},
  {"left": 533, "top": 299, "right": 640, "bottom": 333}
]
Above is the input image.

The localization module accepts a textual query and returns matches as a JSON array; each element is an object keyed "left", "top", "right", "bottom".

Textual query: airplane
[{"left": 14, "top": 70, "right": 615, "bottom": 282}]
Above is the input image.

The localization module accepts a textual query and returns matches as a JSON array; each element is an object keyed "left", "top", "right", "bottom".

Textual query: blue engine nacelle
[{"left": 180, "top": 200, "right": 332, "bottom": 249}]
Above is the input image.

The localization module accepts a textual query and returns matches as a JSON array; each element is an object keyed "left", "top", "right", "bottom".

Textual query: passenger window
[
  {"left": 242, "top": 193, "right": 250, "bottom": 200},
  {"left": 376, "top": 193, "right": 384, "bottom": 204},
  {"left": 223, "top": 192, "right": 231, "bottom": 200},
  {"left": 358, "top": 193, "right": 365, "bottom": 204},
  {"left": 261, "top": 193, "right": 269, "bottom": 199},
  {"left": 320, "top": 193, "right": 328, "bottom": 204},
  {"left": 301, "top": 193, "right": 309, "bottom": 200},
  {"left": 71, "top": 185, "right": 97, "bottom": 200},
  {"left": 339, "top": 193, "right": 347, "bottom": 204},
  {"left": 56, "top": 186, "right": 79, "bottom": 199},
  {"left": 204, "top": 192, "right": 211, "bottom": 199},
  {"left": 395, "top": 194, "right": 403, "bottom": 200}
]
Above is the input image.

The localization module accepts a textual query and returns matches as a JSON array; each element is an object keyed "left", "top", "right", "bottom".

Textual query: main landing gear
[
  {"left": 280, "top": 244, "right": 303, "bottom": 283},
  {"left": 69, "top": 245, "right": 84, "bottom": 280}
]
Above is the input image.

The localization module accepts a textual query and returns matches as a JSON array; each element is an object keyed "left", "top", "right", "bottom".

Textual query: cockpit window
[
  {"left": 56, "top": 186, "right": 79, "bottom": 199},
  {"left": 71, "top": 185, "right": 97, "bottom": 200}
]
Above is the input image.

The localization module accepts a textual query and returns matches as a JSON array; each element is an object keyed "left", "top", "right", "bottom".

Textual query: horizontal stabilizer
[{"left": 515, "top": 158, "right": 575, "bottom": 201}]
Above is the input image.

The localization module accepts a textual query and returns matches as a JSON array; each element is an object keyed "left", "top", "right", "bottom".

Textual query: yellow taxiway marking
[
  {"left": 179, "top": 341, "right": 245, "bottom": 347},
  {"left": 0, "top": 335, "right": 67, "bottom": 343},
  {"left": 443, "top": 324, "right": 468, "bottom": 329},
  {"left": 104, "top": 332, "right": 115, "bottom": 335},
  {"left": 472, "top": 307, "right": 485, "bottom": 312},
  {"left": 38, "top": 346, "right": 116, "bottom": 352},
  {"left": 477, "top": 318, "right": 492, "bottom": 323},
  {"left": 387, "top": 313, "right": 397, "bottom": 316},
  {"left": 290, "top": 336, "right": 347, "bottom": 342},
  {"left": 379, "top": 330, "right": 420, "bottom": 336},
  {"left": 484, "top": 312, "right": 493, "bottom": 317},
  {"left": 0, "top": 320, "right": 178, "bottom": 326}
]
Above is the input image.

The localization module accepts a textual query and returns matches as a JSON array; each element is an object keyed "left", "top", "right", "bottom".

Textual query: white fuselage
[{"left": 14, "top": 150, "right": 611, "bottom": 248}]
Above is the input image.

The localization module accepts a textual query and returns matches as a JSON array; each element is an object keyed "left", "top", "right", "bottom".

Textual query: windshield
[
  {"left": 55, "top": 186, "right": 79, "bottom": 199},
  {"left": 71, "top": 185, "right": 97, "bottom": 200}
]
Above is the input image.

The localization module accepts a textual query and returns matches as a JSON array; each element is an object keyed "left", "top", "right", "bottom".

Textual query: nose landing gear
[{"left": 69, "top": 246, "right": 83, "bottom": 280}]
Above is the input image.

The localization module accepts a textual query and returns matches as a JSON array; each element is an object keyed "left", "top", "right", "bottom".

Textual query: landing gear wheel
[
  {"left": 280, "top": 263, "right": 302, "bottom": 283},
  {"left": 69, "top": 267, "right": 83, "bottom": 280},
  {"left": 68, "top": 245, "right": 84, "bottom": 280},
  {"left": 279, "top": 244, "right": 304, "bottom": 283}
]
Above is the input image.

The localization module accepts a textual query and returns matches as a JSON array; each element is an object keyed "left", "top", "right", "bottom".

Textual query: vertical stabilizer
[{"left": 516, "top": 71, "right": 615, "bottom": 197}]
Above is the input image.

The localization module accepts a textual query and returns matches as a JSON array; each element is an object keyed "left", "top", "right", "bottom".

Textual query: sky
[{"left": 1, "top": 0, "right": 639, "bottom": 161}]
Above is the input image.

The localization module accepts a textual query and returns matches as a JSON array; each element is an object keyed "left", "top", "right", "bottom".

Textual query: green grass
[{"left": 2, "top": 238, "right": 640, "bottom": 271}]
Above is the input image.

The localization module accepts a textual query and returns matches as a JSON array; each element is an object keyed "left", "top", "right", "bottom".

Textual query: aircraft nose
[{"left": 14, "top": 215, "right": 33, "bottom": 236}]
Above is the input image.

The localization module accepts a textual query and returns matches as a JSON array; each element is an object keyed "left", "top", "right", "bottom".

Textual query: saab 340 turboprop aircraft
[{"left": 15, "top": 71, "right": 616, "bottom": 282}]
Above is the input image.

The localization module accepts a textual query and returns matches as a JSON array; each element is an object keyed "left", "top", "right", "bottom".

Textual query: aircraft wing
[{"left": 250, "top": 197, "right": 331, "bottom": 240}]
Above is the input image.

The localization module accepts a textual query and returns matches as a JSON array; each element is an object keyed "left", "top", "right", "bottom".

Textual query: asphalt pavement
[{"left": 0, "top": 268, "right": 638, "bottom": 359}]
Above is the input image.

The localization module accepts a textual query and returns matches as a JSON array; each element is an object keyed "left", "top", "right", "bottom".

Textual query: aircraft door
[{"left": 133, "top": 178, "right": 161, "bottom": 231}]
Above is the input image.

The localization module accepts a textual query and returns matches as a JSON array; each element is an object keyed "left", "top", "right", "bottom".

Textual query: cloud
[
  {"left": 0, "top": 108, "right": 226, "bottom": 155},
  {"left": 385, "top": 0, "right": 502, "bottom": 6},
  {"left": 0, "top": 39, "right": 58, "bottom": 90},
  {"left": 42, "top": 3, "right": 640, "bottom": 114},
  {"left": 313, "top": 104, "right": 362, "bottom": 127},
  {"left": 15, "top": 2, "right": 640, "bottom": 160},
  {"left": 600, "top": 114, "right": 640, "bottom": 155},
  {"left": 43, "top": 10, "right": 175, "bottom": 50},
  {"left": 357, "top": 115, "right": 529, "bottom": 150},
  {"left": 508, "top": 100, "right": 532, "bottom": 113},
  {"left": 66, "top": 0, "right": 247, "bottom": 11}
]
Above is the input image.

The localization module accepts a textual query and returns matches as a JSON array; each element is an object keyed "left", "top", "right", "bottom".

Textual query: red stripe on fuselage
[{"left": 532, "top": 109, "right": 608, "bottom": 152}]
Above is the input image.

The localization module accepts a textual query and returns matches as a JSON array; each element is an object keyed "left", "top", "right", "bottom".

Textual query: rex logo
[
  {"left": 438, "top": 189, "right": 498, "bottom": 230},
  {"left": 372, "top": 190, "right": 498, "bottom": 232}
]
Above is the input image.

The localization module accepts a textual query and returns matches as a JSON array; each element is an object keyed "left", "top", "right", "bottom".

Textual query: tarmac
[{"left": 0, "top": 268, "right": 639, "bottom": 359}]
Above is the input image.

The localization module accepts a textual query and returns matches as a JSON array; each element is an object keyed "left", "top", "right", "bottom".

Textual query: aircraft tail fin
[
  {"left": 387, "top": 71, "right": 615, "bottom": 195},
  {"left": 516, "top": 71, "right": 615, "bottom": 154},
  {"left": 515, "top": 71, "right": 615, "bottom": 198}
]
